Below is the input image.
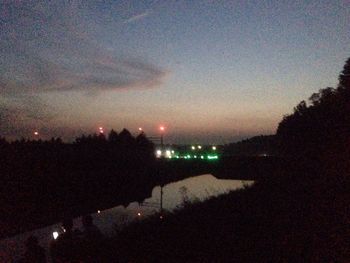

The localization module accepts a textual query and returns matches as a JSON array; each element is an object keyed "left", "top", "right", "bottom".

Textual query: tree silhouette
[
  {"left": 108, "top": 129, "right": 119, "bottom": 143},
  {"left": 338, "top": 57, "right": 350, "bottom": 91},
  {"left": 277, "top": 57, "right": 350, "bottom": 163}
]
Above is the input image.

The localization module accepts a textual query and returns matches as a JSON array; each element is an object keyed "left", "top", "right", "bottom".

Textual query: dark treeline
[
  {"left": 0, "top": 129, "right": 157, "bottom": 238},
  {"left": 223, "top": 135, "right": 277, "bottom": 156}
]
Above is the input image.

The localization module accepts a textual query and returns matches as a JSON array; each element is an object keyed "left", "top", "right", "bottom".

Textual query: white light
[
  {"left": 191, "top": 146, "right": 195, "bottom": 150},
  {"left": 198, "top": 145, "right": 202, "bottom": 149},
  {"left": 53, "top": 232, "right": 59, "bottom": 240},
  {"left": 171, "top": 150, "right": 175, "bottom": 154},
  {"left": 165, "top": 150, "right": 171, "bottom": 157},
  {"left": 212, "top": 146, "right": 216, "bottom": 150},
  {"left": 138, "top": 127, "right": 143, "bottom": 131},
  {"left": 97, "top": 210, "right": 101, "bottom": 214},
  {"left": 34, "top": 131, "right": 39, "bottom": 136},
  {"left": 156, "top": 150, "right": 162, "bottom": 157},
  {"left": 137, "top": 212, "right": 141, "bottom": 217}
]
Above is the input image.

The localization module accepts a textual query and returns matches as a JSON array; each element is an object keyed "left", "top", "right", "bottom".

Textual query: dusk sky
[{"left": 0, "top": 0, "right": 349, "bottom": 143}]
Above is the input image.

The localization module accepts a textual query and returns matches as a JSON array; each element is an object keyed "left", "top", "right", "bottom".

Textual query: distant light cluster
[{"left": 155, "top": 145, "right": 219, "bottom": 160}]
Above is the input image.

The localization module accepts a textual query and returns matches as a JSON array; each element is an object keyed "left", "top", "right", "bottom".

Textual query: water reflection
[
  {"left": 0, "top": 174, "right": 253, "bottom": 262},
  {"left": 95, "top": 174, "right": 253, "bottom": 232}
]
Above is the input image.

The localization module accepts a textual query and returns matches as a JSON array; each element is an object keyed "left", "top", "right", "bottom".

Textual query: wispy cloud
[
  {"left": 0, "top": 1, "right": 166, "bottom": 138},
  {"left": 0, "top": 3, "right": 164, "bottom": 95},
  {"left": 124, "top": 11, "right": 150, "bottom": 24}
]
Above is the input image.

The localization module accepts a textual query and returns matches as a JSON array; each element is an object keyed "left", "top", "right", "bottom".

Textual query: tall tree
[
  {"left": 277, "top": 57, "right": 350, "bottom": 162},
  {"left": 338, "top": 57, "right": 350, "bottom": 91}
]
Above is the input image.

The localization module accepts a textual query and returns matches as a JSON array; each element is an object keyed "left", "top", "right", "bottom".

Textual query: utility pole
[{"left": 160, "top": 185, "right": 163, "bottom": 214}]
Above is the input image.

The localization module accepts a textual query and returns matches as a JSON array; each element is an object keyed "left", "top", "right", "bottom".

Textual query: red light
[{"left": 160, "top": 126, "right": 165, "bottom": 131}]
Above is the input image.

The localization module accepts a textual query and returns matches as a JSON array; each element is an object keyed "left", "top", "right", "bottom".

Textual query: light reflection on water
[
  {"left": 97, "top": 174, "right": 253, "bottom": 233},
  {"left": 0, "top": 174, "right": 253, "bottom": 262}
]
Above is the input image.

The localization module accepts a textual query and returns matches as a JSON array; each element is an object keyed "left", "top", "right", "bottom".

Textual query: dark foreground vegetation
[
  {"left": 108, "top": 164, "right": 349, "bottom": 262},
  {"left": 89, "top": 57, "right": 350, "bottom": 262}
]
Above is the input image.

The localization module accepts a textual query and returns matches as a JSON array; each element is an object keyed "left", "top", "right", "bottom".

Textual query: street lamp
[{"left": 159, "top": 126, "right": 165, "bottom": 150}]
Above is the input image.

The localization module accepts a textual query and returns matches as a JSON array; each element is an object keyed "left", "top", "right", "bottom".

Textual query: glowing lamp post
[{"left": 159, "top": 126, "right": 165, "bottom": 150}]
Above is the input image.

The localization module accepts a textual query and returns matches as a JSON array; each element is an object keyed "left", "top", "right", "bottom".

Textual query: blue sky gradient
[{"left": 0, "top": 0, "right": 349, "bottom": 143}]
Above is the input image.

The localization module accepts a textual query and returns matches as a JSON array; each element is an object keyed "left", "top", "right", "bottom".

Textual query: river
[{"left": 0, "top": 174, "right": 253, "bottom": 262}]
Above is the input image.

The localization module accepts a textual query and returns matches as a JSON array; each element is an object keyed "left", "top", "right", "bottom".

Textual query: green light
[
  {"left": 187, "top": 155, "right": 191, "bottom": 159},
  {"left": 207, "top": 155, "right": 218, "bottom": 160},
  {"left": 200, "top": 155, "right": 204, "bottom": 159},
  {"left": 194, "top": 155, "right": 197, "bottom": 158}
]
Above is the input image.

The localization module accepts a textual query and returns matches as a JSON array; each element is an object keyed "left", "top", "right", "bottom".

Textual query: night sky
[{"left": 0, "top": 0, "right": 349, "bottom": 143}]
